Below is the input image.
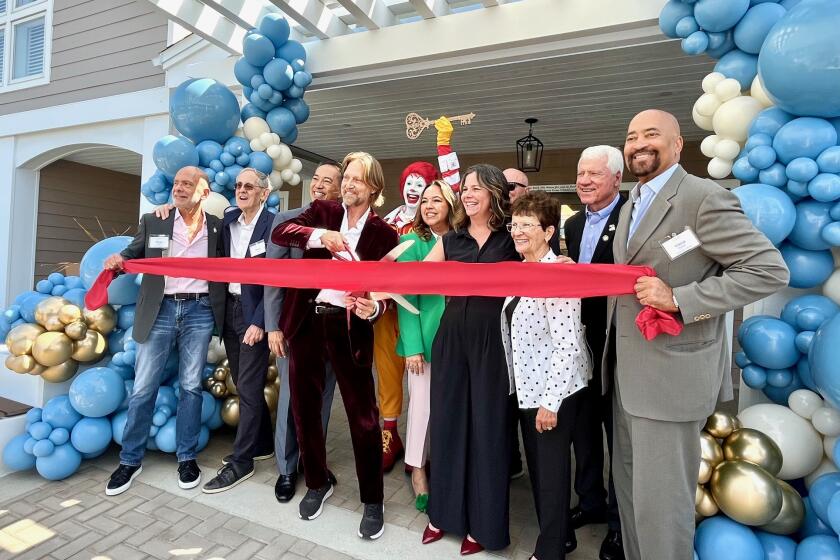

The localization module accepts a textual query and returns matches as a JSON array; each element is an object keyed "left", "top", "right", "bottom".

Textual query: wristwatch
[{"left": 672, "top": 293, "right": 680, "bottom": 310}]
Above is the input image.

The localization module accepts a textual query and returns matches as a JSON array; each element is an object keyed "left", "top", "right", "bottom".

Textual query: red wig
[{"left": 399, "top": 161, "right": 440, "bottom": 196}]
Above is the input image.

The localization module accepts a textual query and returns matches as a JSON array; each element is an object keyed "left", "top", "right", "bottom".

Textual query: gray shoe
[
  {"left": 202, "top": 463, "right": 255, "bottom": 494},
  {"left": 358, "top": 503, "right": 385, "bottom": 540},
  {"left": 299, "top": 484, "right": 333, "bottom": 520},
  {"left": 222, "top": 451, "right": 274, "bottom": 465}
]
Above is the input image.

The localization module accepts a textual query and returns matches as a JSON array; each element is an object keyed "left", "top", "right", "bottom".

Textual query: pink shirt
[{"left": 163, "top": 210, "right": 210, "bottom": 294}]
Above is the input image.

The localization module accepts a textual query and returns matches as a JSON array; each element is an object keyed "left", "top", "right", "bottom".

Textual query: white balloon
[
  {"left": 822, "top": 268, "right": 840, "bottom": 305},
  {"left": 789, "top": 389, "right": 825, "bottom": 419},
  {"left": 702, "top": 72, "right": 726, "bottom": 94},
  {"left": 280, "top": 169, "right": 294, "bottom": 182},
  {"left": 713, "top": 96, "right": 764, "bottom": 142},
  {"left": 693, "top": 107, "right": 714, "bottom": 131},
  {"left": 805, "top": 457, "right": 838, "bottom": 488},
  {"left": 714, "top": 78, "right": 742, "bottom": 103},
  {"left": 206, "top": 336, "right": 226, "bottom": 363},
  {"left": 270, "top": 133, "right": 281, "bottom": 146},
  {"left": 259, "top": 132, "right": 275, "bottom": 147},
  {"left": 695, "top": 93, "right": 722, "bottom": 118},
  {"left": 289, "top": 173, "right": 301, "bottom": 186},
  {"left": 290, "top": 159, "right": 303, "bottom": 173},
  {"left": 269, "top": 170, "right": 284, "bottom": 188},
  {"left": 249, "top": 139, "right": 265, "bottom": 152},
  {"left": 700, "top": 135, "right": 720, "bottom": 158},
  {"left": 738, "top": 403, "right": 824, "bottom": 479},
  {"left": 714, "top": 139, "right": 742, "bottom": 161},
  {"left": 813, "top": 407, "right": 840, "bottom": 437},
  {"left": 824, "top": 435, "right": 838, "bottom": 458},
  {"left": 707, "top": 157, "right": 733, "bottom": 179},
  {"left": 750, "top": 75, "right": 774, "bottom": 108},
  {"left": 243, "top": 117, "right": 270, "bottom": 141},
  {"left": 202, "top": 192, "right": 230, "bottom": 219},
  {"left": 266, "top": 144, "right": 283, "bottom": 159},
  {"left": 272, "top": 144, "right": 293, "bottom": 169}
]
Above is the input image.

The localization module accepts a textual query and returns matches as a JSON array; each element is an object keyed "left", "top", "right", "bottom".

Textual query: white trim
[{"left": 0, "top": 0, "right": 51, "bottom": 93}]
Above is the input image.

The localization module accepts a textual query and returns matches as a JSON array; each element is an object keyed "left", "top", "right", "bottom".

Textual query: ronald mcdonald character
[{"left": 375, "top": 116, "right": 461, "bottom": 473}]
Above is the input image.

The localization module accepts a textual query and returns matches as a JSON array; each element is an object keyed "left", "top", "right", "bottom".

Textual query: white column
[{"left": 0, "top": 136, "right": 15, "bottom": 308}]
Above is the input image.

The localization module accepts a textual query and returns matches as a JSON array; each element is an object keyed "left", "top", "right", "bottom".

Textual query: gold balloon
[
  {"left": 264, "top": 385, "right": 279, "bottom": 412},
  {"left": 58, "top": 303, "right": 82, "bottom": 325},
  {"left": 83, "top": 305, "right": 116, "bottom": 334},
  {"left": 695, "top": 485, "right": 719, "bottom": 518},
  {"left": 266, "top": 364, "right": 278, "bottom": 384},
  {"left": 225, "top": 374, "right": 239, "bottom": 396},
  {"left": 700, "top": 432, "right": 724, "bottom": 467},
  {"left": 704, "top": 412, "right": 738, "bottom": 439},
  {"left": 34, "top": 296, "right": 71, "bottom": 331},
  {"left": 64, "top": 320, "right": 88, "bottom": 341},
  {"left": 760, "top": 480, "right": 805, "bottom": 535},
  {"left": 32, "top": 332, "right": 73, "bottom": 366},
  {"left": 220, "top": 358, "right": 229, "bottom": 368},
  {"left": 213, "top": 367, "right": 228, "bottom": 381},
  {"left": 723, "top": 428, "right": 784, "bottom": 477},
  {"left": 710, "top": 460, "right": 783, "bottom": 526},
  {"left": 732, "top": 417, "right": 743, "bottom": 431},
  {"left": 5, "top": 354, "right": 36, "bottom": 373},
  {"left": 28, "top": 363, "right": 46, "bottom": 376},
  {"left": 40, "top": 359, "right": 79, "bottom": 383},
  {"left": 71, "top": 330, "right": 107, "bottom": 362},
  {"left": 699, "top": 459, "right": 713, "bottom": 485},
  {"left": 6, "top": 323, "right": 45, "bottom": 356},
  {"left": 210, "top": 382, "right": 227, "bottom": 398},
  {"left": 221, "top": 396, "right": 240, "bottom": 426},
  {"left": 203, "top": 377, "right": 215, "bottom": 391}
]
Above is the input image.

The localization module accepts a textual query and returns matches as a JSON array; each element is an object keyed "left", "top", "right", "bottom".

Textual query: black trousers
[
  {"left": 223, "top": 295, "right": 273, "bottom": 471},
  {"left": 520, "top": 390, "right": 582, "bottom": 560}
]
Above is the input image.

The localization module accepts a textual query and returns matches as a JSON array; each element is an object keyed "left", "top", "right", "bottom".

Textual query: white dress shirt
[
  {"left": 228, "top": 205, "right": 264, "bottom": 295},
  {"left": 500, "top": 251, "right": 592, "bottom": 412},
  {"left": 163, "top": 210, "right": 209, "bottom": 295},
  {"left": 307, "top": 205, "right": 370, "bottom": 308}
]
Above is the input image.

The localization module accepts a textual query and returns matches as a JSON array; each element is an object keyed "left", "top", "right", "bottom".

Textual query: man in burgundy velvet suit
[{"left": 271, "top": 152, "right": 398, "bottom": 540}]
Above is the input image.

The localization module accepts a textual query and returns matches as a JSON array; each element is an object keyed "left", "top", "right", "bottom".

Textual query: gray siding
[{"left": 0, "top": 0, "right": 168, "bottom": 116}]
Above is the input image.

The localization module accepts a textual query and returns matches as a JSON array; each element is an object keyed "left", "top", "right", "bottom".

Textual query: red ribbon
[{"left": 85, "top": 258, "right": 682, "bottom": 340}]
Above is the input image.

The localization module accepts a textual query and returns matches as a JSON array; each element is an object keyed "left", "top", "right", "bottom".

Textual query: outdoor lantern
[{"left": 516, "top": 118, "right": 544, "bottom": 172}]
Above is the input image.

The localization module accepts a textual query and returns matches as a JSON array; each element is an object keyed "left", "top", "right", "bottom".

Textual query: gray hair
[
  {"left": 579, "top": 145, "right": 624, "bottom": 177},
  {"left": 238, "top": 167, "right": 270, "bottom": 189}
]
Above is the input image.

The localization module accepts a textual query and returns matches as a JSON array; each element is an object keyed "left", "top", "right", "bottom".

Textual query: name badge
[
  {"left": 249, "top": 240, "right": 266, "bottom": 256},
  {"left": 148, "top": 235, "right": 169, "bottom": 249},
  {"left": 660, "top": 228, "right": 701, "bottom": 260}
]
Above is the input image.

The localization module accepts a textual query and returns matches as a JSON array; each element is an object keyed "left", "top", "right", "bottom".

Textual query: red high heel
[
  {"left": 422, "top": 524, "right": 444, "bottom": 544},
  {"left": 460, "top": 536, "right": 484, "bottom": 555}
]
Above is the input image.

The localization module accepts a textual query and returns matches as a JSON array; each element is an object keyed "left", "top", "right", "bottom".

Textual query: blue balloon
[
  {"left": 820, "top": 222, "right": 840, "bottom": 246},
  {"left": 243, "top": 33, "right": 276, "bottom": 67},
  {"left": 69, "top": 367, "right": 126, "bottom": 418},
  {"left": 215, "top": 171, "right": 230, "bottom": 187},
  {"left": 50, "top": 285, "right": 67, "bottom": 297},
  {"left": 809, "top": 174, "right": 840, "bottom": 203},
  {"left": 18, "top": 292, "right": 47, "bottom": 323},
  {"left": 789, "top": 200, "right": 834, "bottom": 250},
  {"left": 743, "top": 364, "right": 769, "bottom": 389},
  {"left": 250, "top": 74, "right": 265, "bottom": 89},
  {"left": 695, "top": 516, "right": 763, "bottom": 560},
  {"left": 751, "top": 107, "right": 795, "bottom": 137},
  {"left": 224, "top": 137, "right": 251, "bottom": 157},
  {"left": 35, "top": 443, "right": 81, "bottom": 481},
  {"left": 811, "top": 314, "right": 840, "bottom": 408},
  {"left": 735, "top": 351, "right": 751, "bottom": 368},
  {"left": 755, "top": 531, "right": 797, "bottom": 560},
  {"left": 248, "top": 152, "right": 274, "bottom": 174},
  {"left": 41, "top": 396, "right": 82, "bottom": 431},
  {"left": 117, "top": 304, "right": 135, "bottom": 330},
  {"left": 152, "top": 135, "right": 199, "bottom": 181},
  {"left": 219, "top": 152, "right": 235, "bottom": 167},
  {"left": 748, "top": 145, "right": 777, "bottom": 169},
  {"left": 706, "top": 30, "right": 736, "bottom": 58},
  {"left": 25, "top": 408, "right": 42, "bottom": 423},
  {"left": 695, "top": 0, "right": 751, "bottom": 31},
  {"left": 48, "top": 427, "right": 69, "bottom": 446},
  {"left": 659, "top": 1, "right": 696, "bottom": 38},
  {"left": 733, "top": 183, "right": 796, "bottom": 245},
  {"left": 62, "top": 288, "right": 86, "bottom": 309},
  {"left": 110, "top": 410, "right": 128, "bottom": 445},
  {"left": 773, "top": 118, "right": 838, "bottom": 165},
  {"left": 758, "top": 0, "right": 840, "bottom": 117},
  {"left": 23, "top": 437, "right": 36, "bottom": 455},
  {"left": 796, "top": 535, "right": 840, "bottom": 560},
  {"left": 734, "top": 3, "right": 786, "bottom": 54},
  {"left": 259, "top": 13, "right": 291, "bottom": 48},
  {"left": 275, "top": 40, "right": 306, "bottom": 63},
  {"left": 233, "top": 58, "right": 262, "bottom": 88},
  {"left": 800, "top": 496, "right": 836, "bottom": 539},
  {"left": 263, "top": 58, "right": 293, "bottom": 92},
  {"left": 780, "top": 242, "right": 834, "bottom": 288},
  {"left": 47, "top": 272, "right": 64, "bottom": 285},
  {"left": 200, "top": 391, "right": 215, "bottom": 424},
  {"left": 741, "top": 317, "right": 800, "bottom": 369},
  {"left": 818, "top": 147, "right": 840, "bottom": 174},
  {"left": 284, "top": 85, "right": 304, "bottom": 99},
  {"left": 170, "top": 79, "right": 240, "bottom": 144},
  {"left": 32, "top": 439, "right": 54, "bottom": 458},
  {"left": 267, "top": 191, "right": 281, "bottom": 207},
  {"left": 767, "top": 368, "right": 793, "bottom": 388},
  {"left": 155, "top": 386, "right": 178, "bottom": 411},
  {"left": 80, "top": 236, "right": 140, "bottom": 305},
  {"left": 676, "top": 16, "right": 700, "bottom": 38},
  {"left": 786, "top": 158, "right": 820, "bottom": 183},
  {"left": 2, "top": 434, "right": 36, "bottom": 471},
  {"left": 35, "top": 279, "right": 53, "bottom": 294},
  {"left": 70, "top": 417, "right": 112, "bottom": 454},
  {"left": 765, "top": 373, "right": 804, "bottom": 403},
  {"left": 153, "top": 191, "right": 170, "bottom": 204},
  {"left": 293, "top": 71, "right": 312, "bottom": 89},
  {"left": 257, "top": 83, "right": 274, "bottom": 100},
  {"left": 810, "top": 474, "right": 840, "bottom": 526},
  {"left": 282, "top": 98, "right": 310, "bottom": 124},
  {"left": 266, "top": 107, "right": 297, "bottom": 138},
  {"left": 783, "top": 295, "right": 840, "bottom": 327},
  {"left": 715, "top": 48, "right": 758, "bottom": 89},
  {"left": 269, "top": 91, "right": 284, "bottom": 106},
  {"left": 196, "top": 140, "right": 224, "bottom": 167},
  {"left": 154, "top": 416, "right": 177, "bottom": 453},
  {"left": 283, "top": 127, "right": 298, "bottom": 145},
  {"left": 759, "top": 162, "right": 788, "bottom": 187},
  {"left": 28, "top": 421, "right": 52, "bottom": 440},
  {"left": 797, "top": 356, "right": 817, "bottom": 390},
  {"left": 733, "top": 156, "right": 761, "bottom": 182},
  {"left": 826, "top": 491, "right": 840, "bottom": 534},
  {"left": 206, "top": 398, "right": 224, "bottom": 430}
]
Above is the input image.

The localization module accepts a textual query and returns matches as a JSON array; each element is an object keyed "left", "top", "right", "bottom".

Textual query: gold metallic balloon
[
  {"left": 732, "top": 417, "right": 743, "bottom": 431},
  {"left": 6, "top": 323, "right": 45, "bottom": 356},
  {"left": 40, "top": 359, "right": 79, "bottom": 383},
  {"left": 28, "top": 363, "right": 46, "bottom": 376},
  {"left": 264, "top": 385, "right": 279, "bottom": 412},
  {"left": 700, "top": 432, "right": 724, "bottom": 467},
  {"left": 32, "top": 332, "right": 73, "bottom": 367},
  {"left": 58, "top": 304, "right": 82, "bottom": 325},
  {"left": 5, "top": 354, "right": 36, "bottom": 374},
  {"left": 210, "top": 382, "right": 227, "bottom": 398},
  {"left": 695, "top": 485, "right": 719, "bottom": 518},
  {"left": 221, "top": 396, "right": 240, "bottom": 426},
  {"left": 225, "top": 374, "right": 239, "bottom": 396},
  {"left": 723, "top": 428, "right": 784, "bottom": 477},
  {"left": 760, "top": 480, "right": 805, "bottom": 535},
  {"left": 705, "top": 412, "right": 739, "bottom": 439},
  {"left": 269, "top": 352, "right": 277, "bottom": 362},
  {"left": 83, "top": 305, "right": 116, "bottom": 334},
  {"left": 71, "top": 330, "right": 107, "bottom": 362},
  {"left": 220, "top": 358, "right": 229, "bottom": 369},
  {"left": 34, "top": 296, "right": 71, "bottom": 331},
  {"left": 699, "top": 459, "right": 713, "bottom": 485},
  {"left": 710, "top": 460, "right": 783, "bottom": 526},
  {"left": 266, "top": 364, "right": 278, "bottom": 383},
  {"left": 213, "top": 367, "right": 228, "bottom": 382},
  {"left": 64, "top": 320, "right": 88, "bottom": 341},
  {"left": 203, "top": 377, "right": 214, "bottom": 391}
]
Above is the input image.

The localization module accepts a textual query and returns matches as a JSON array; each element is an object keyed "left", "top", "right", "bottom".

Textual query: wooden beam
[
  {"left": 408, "top": 0, "right": 449, "bottom": 19},
  {"left": 334, "top": 0, "right": 396, "bottom": 30},
  {"left": 195, "top": 0, "right": 277, "bottom": 30},
  {"left": 266, "top": 0, "right": 351, "bottom": 39},
  {"left": 147, "top": 0, "right": 246, "bottom": 54}
]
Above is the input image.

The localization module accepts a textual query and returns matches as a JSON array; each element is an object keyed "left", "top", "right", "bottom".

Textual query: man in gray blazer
[
  {"left": 605, "top": 110, "right": 789, "bottom": 560},
  {"left": 266, "top": 162, "right": 342, "bottom": 502},
  {"left": 103, "top": 166, "right": 226, "bottom": 496}
]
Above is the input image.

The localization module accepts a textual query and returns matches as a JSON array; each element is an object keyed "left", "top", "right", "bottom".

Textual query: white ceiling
[{"left": 63, "top": 147, "right": 142, "bottom": 176}]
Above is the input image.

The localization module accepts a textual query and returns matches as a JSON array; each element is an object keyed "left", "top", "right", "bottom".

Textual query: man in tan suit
[{"left": 604, "top": 110, "right": 789, "bottom": 560}]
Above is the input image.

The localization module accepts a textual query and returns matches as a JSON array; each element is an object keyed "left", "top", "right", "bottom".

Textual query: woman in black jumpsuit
[{"left": 422, "top": 164, "right": 519, "bottom": 553}]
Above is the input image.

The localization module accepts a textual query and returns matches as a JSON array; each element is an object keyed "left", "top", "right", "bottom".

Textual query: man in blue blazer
[{"left": 203, "top": 168, "right": 276, "bottom": 493}]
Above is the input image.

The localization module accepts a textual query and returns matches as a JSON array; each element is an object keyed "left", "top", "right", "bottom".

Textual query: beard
[{"left": 627, "top": 150, "right": 661, "bottom": 178}]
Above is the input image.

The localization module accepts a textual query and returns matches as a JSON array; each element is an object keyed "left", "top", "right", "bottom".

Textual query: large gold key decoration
[{"left": 405, "top": 111, "right": 476, "bottom": 140}]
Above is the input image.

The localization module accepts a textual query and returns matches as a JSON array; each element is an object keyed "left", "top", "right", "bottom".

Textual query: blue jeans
[{"left": 120, "top": 296, "right": 215, "bottom": 466}]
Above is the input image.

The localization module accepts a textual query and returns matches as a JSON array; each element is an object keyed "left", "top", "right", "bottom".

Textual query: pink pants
[{"left": 405, "top": 362, "right": 431, "bottom": 468}]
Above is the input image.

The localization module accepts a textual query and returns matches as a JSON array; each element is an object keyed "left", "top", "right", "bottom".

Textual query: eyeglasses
[
  {"left": 506, "top": 223, "right": 541, "bottom": 232},
  {"left": 234, "top": 182, "right": 265, "bottom": 192},
  {"left": 507, "top": 182, "right": 527, "bottom": 191}
]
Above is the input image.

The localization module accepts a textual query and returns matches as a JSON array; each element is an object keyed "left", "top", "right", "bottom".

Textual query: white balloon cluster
[
  {"left": 787, "top": 389, "right": 840, "bottom": 487},
  {"left": 207, "top": 335, "right": 226, "bottom": 363},
  {"left": 694, "top": 72, "right": 772, "bottom": 179},
  {"left": 242, "top": 117, "right": 303, "bottom": 189}
]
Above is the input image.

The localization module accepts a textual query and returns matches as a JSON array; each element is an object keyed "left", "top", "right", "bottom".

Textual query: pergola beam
[
  {"left": 195, "top": 0, "right": 276, "bottom": 30},
  {"left": 266, "top": 0, "right": 351, "bottom": 39},
  {"left": 408, "top": 0, "right": 449, "bottom": 19},
  {"left": 333, "top": 0, "right": 396, "bottom": 30},
  {"left": 147, "top": 0, "right": 246, "bottom": 54}
]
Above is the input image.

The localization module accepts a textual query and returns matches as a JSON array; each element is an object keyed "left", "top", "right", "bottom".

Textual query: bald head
[
  {"left": 503, "top": 168, "right": 529, "bottom": 202},
  {"left": 624, "top": 109, "right": 683, "bottom": 184},
  {"left": 172, "top": 166, "right": 210, "bottom": 210}
]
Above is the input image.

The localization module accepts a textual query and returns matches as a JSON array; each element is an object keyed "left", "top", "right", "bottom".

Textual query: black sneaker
[
  {"left": 222, "top": 451, "right": 275, "bottom": 465},
  {"left": 105, "top": 464, "right": 142, "bottom": 496},
  {"left": 299, "top": 484, "right": 333, "bottom": 520},
  {"left": 178, "top": 460, "right": 202, "bottom": 490},
  {"left": 202, "top": 463, "right": 254, "bottom": 494},
  {"left": 358, "top": 503, "right": 385, "bottom": 540}
]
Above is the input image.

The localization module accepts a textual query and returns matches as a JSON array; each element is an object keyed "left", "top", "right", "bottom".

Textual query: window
[{"left": 0, "top": 0, "right": 51, "bottom": 92}]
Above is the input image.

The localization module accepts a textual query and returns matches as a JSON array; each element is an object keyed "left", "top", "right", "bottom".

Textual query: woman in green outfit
[{"left": 396, "top": 179, "right": 463, "bottom": 512}]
